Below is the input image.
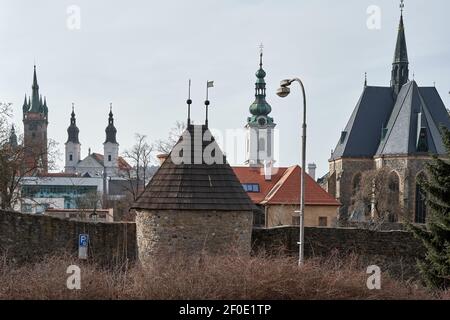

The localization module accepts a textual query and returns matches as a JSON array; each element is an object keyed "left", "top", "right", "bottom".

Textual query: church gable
[
  {"left": 376, "top": 81, "right": 450, "bottom": 156},
  {"left": 77, "top": 155, "right": 103, "bottom": 169}
]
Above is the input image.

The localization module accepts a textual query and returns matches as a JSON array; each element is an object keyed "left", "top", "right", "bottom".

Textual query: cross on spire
[{"left": 400, "top": 0, "right": 405, "bottom": 15}]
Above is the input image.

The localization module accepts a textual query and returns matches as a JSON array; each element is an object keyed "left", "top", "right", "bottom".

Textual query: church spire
[
  {"left": 247, "top": 46, "right": 273, "bottom": 126},
  {"left": 9, "top": 125, "right": 18, "bottom": 148},
  {"left": 105, "top": 103, "right": 118, "bottom": 144},
  {"left": 391, "top": 0, "right": 409, "bottom": 97},
  {"left": 30, "top": 65, "right": 41, "bottom": 112},
  {"left": 67, "top": 103, "right": 80, "bottom": 144}
]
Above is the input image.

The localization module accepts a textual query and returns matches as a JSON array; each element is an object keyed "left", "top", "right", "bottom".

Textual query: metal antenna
[{"left": 187, "top": 79, "right": 192, "bottom": 126}]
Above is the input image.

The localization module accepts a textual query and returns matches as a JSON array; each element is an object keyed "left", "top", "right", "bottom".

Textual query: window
[
  {"left": 319, "top": 217, "right": 328, "bottom": 227},
  {"left": 69, "top": 154, "right": 73, "bottom": 161},
  {"left": 258, "top": 137, "right": 266, "bottom": 152},
  {"left": 415, "top": 173, "right": 427, "bottom": 224},
  {"left": 242, "top": 183, "right": 260, "bottom": 193},
  {"left": 108, "top": 155, "right": 112, "bottom": 162}
]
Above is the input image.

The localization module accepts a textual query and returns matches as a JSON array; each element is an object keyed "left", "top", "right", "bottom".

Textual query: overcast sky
[{"left": 1, "top": 0, "right": 449, "bottom": 176}]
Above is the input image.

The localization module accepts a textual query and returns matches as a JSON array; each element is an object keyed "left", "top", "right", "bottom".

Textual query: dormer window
[
  {"left": 340, "top": 131, "right": 347, "bottom": 144},
  {"left": 242, "top": 183, "right": 260, "bottom": 193}
]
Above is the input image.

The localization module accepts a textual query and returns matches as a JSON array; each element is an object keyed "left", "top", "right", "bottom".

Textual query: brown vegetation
[{"left": 0, "top": 252, "right": 445, "bottom": 300}]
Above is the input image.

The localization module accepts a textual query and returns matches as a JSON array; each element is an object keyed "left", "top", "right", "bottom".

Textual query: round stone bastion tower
[{"left": 131, "top": 124, "right": 256, "bottom": 264}]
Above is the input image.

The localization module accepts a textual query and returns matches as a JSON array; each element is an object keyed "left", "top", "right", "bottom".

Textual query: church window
[
  {"left": 108, "top": 155, "right": 112, "bottom": 162},
  {"left": 387, "top": 171, "right": 400, "bottom": 222},
  {"left": 69, "top": 154, "right": 73, "bottom": 161},
  {"left": 415, "top": 173, "right": 427, "bottom": 224}
]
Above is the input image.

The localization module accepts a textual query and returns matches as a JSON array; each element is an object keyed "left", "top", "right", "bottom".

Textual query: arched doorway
[{"left": 415, "top": 172, "right": 428, "bottom": 224}]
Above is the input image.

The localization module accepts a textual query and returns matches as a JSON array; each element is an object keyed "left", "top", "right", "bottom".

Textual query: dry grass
[{"left": 0, "top": 252, "right": 445, "bottom": 300}]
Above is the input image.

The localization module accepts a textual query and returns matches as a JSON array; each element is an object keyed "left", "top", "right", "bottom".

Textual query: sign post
[{"left": 78, "top": 234, "right": 89, "bottom": 260}]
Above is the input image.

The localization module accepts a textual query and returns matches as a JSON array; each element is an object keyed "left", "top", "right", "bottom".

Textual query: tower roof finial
[
  {"left": 364, "top": 72, "right": 368, "bottom": 87},
  {"left": 400, "top": 0, "right": 405, "bottom": 15},
  {"left": 259, "top": 43, "right": 264, "bottom": 68}
]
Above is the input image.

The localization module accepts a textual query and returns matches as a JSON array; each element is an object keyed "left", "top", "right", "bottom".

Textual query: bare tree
[
  {"left": 154, "top": 121, "right": 186, "bottom": 154},
  {"left": 74, "top": 191, "right": 104, "bottom": 220},
  {"left": 0, "top": 104, "right": 60, "bottom": 210},
  {"left": 349, "top": 167, "right": 404, "bottom": 226},
  {"left": 122, "top": 133, "right": 154, "bottom": 202}
]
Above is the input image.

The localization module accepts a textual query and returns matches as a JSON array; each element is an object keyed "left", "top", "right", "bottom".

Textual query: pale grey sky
[{"left": 1, "top": 0, "right": 449, "bottom": 176}]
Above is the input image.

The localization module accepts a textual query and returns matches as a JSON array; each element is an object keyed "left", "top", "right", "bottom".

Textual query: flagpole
[{"left": 187, "top": 79, "right": 192, "bottom": 126}]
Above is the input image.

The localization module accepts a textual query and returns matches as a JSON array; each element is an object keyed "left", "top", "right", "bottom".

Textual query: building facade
[{"left": 325, "top": 7, "right": 450, "bottom": 224}]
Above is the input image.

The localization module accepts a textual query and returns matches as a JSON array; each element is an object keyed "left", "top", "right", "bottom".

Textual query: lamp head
[{"left": 277, "top": 86, "right": 291, "bottom": 98}]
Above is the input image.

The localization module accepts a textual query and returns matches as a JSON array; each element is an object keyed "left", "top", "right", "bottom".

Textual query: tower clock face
[{"left": 257, "top": 117, "right": 267, "bottom": 126}]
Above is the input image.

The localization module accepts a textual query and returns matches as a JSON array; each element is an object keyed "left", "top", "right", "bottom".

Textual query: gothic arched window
[
  {"left": 387, "top": 171, "right": 400, "bottom": 222},
  {"left": 415, "top": 172, "right": 428, "bottom": 224}
]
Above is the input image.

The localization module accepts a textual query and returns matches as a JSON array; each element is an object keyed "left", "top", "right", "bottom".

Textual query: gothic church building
[{"left": 326, "top": 7, "right": 450, "bottom": 224}]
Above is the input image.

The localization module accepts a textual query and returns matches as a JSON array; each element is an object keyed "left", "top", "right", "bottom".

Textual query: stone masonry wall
[
  {"left": 1, "top": 209, "right": 426, "bottom": 279},
  {"left": 252, "top": 226, "right": 426, "bottom": 278},
  {"left": 136, "top": 210, "right": 253, "bottom": 265},
  {"left": 0, "top": 210, "right": 137, "bottom": 266}
]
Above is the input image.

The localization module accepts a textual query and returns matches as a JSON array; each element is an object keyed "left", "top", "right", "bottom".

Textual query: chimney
[
  {"left": 308, "top": 163, "right": 317, "bottom": 181},
  {"left": 264, "top": 160, "right": 272, "bottom": 181},
  {"left": 157, "top": 153, "right": 169, "bottom": 165}
]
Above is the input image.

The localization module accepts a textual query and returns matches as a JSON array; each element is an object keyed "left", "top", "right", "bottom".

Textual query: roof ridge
[{"left": 377, "top": 81, "right": 414, "bottom": 155}]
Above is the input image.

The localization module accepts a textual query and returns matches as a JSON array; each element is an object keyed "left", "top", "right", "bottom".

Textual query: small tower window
[
  {"left": 108, "top": 155, "right": 112, "bottom": 162},
  {"left": 69, "top": 154, "right": 73, "bottom": 161},
  {"left": 258, "top": 137, "right": 266, "bottom": 152}
]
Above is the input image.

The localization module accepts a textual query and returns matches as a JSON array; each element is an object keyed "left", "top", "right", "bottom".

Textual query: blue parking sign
[{"left": 79, "top": 234, "right": 89, "bottom": 247}]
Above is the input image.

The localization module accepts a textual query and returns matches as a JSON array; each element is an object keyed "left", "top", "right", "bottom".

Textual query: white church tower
[
  {"left": 103, "top": 104, "right": 119, "bottom": 176},
  {"left": 245, "top": 50, "right": 276, "bottom": 170},
  {"left": 65, "top": 104, "right": 81, "bottom": 173}
]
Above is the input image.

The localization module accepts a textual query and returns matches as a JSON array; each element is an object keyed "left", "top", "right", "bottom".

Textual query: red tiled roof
[
  {"left": 233, "top": 166, "right": 340, "bottom": 206},
  {"left": 91, "top": 153, "right": 131, "bottom": 171}
]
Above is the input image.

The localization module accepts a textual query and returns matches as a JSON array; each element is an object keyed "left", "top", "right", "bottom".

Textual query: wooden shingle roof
[{"left": 132, "top": 125, "right": 256, "bottom": 211}]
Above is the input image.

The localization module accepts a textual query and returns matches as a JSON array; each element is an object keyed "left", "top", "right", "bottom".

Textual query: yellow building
[{"left": 233, "top": 166, "right": 340, "bottom": 228}]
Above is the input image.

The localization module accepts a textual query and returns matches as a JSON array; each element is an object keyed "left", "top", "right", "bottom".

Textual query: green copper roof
[{"left": 248, "top": 52, "right": 273, "bottom": 125}]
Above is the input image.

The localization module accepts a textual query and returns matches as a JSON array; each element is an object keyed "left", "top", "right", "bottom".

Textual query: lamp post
[{"left": 277, "top": 78, "right": 307, "bottom": 266}]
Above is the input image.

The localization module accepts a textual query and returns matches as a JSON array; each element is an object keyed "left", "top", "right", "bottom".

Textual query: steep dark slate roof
[
  {"left": 330, "top": 86, "right": 394, "bottom": 160},
  {"left": 132, "top": 125, "right": 256, "bottom": 211},
  {"left": 376, "top": 81, "right": 450, "bottom": 156}
]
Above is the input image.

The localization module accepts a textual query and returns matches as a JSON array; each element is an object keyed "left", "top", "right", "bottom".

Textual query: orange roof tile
[{"left": 233, "top": 166, "right": 340, "bottom": 206}]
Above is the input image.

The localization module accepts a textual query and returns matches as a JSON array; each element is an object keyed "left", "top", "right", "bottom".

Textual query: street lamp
[{"left": 277, "top": 78, "right": 307, "bottom": 266}]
